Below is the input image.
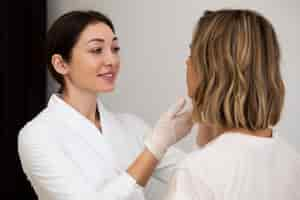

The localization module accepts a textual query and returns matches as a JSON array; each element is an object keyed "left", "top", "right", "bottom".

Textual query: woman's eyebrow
[
  {"left": 87, "top": 38, "right": 105, "bottom": 43},
  {"left": 88, "top": 36, "right": 118, "bottom": 44}
]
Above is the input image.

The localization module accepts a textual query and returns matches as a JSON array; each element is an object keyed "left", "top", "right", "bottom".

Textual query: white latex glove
[{"left": 144, "top": 97, "right": 193, "bottom": 160}]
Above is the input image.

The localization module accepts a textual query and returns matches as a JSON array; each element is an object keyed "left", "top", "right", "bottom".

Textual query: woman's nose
[{"left": 103, "top": 51, "right": 116, "bottom": 66}]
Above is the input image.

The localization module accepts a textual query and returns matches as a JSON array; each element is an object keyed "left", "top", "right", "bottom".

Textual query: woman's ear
[
  {"left": 185, "top": 56, "right": 192, "bottom": 68},
  {"left": 51, "top": 54, "right": 69, "bottom": 75}
]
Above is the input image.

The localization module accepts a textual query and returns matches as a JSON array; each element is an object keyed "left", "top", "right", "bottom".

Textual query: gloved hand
[{"left": 144, "top": 97, "right": 193, "bottom": 160}]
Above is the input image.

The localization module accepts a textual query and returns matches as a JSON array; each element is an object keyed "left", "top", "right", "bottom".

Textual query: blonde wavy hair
[{"left": 191, "top": 9, "right": 285, "bottom": 134}]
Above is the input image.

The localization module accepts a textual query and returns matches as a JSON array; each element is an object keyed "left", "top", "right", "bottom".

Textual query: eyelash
[
  {"left": 91, "top": 48, "right": 103, "bottom": 54},
  {"left": 91, "top": 47, "right": 120, "bottom": 54},
  {"left": 113, "top": 47, "right": 120, "bottom": 53}
]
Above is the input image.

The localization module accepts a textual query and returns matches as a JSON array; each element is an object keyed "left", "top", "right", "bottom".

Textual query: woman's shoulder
[
  {"left": 175, "top": 150, "right": 215, "bottom": 189},
  {"left": 182, "top": 138, "right": 236, "bottom": 163},
  {"left": 178, "top": 141, "right": 242, "bottom": 186},
  {"left": 18, "top": 107, "right": 57, "bottom": 147},
  {"left": 273, "top": 134, "right": 300, "bottom": 165},
  {"left": 178, "top": 147, "right": 219, "bottom": 169}
]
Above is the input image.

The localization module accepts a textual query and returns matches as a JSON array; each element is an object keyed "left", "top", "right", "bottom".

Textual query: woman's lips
[{"left": 97, "top": 72, "right": 116, "bottom": 83}]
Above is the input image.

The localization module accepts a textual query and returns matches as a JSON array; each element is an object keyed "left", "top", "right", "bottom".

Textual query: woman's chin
[{"left": 96, "top": 86, "right": 115, "bottom": 93}]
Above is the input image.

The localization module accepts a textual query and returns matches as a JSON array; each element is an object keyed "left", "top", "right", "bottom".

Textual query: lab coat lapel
[
  {"left": 48, "top": 94, "right": 119, "bottom": 172},
  {"left": 98, "top": 99, "right": 135, "bottom": 169}
]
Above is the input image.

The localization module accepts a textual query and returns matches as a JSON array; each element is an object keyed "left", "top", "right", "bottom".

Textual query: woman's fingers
[{"left": 166, "top": 97, "right": 186, "bottom": 117}]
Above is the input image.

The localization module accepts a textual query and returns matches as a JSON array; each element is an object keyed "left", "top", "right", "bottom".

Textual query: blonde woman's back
[
  {"left": 165, "top": 9, "right": 299, "bottom": 200},
  {"left": 165, "top": 132, "right": 300, "bottom": 200}
]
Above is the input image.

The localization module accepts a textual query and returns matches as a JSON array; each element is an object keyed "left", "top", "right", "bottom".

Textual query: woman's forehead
[{"left": 78, "top": 22, "right": 117, "bottom": 44}]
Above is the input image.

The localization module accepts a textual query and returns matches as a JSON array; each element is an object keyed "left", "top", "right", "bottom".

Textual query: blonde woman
[{"left": 164, "top": 9, "right": 300, "bottom": 200}]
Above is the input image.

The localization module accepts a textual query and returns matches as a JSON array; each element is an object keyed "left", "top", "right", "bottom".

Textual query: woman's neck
[
  {"left": 197, "top": 125, "right": 273, "bottom": 147},
  {"left": 62, "top": 88, "right": 99, "bottom": 125},
  {"left": 220, "top": 127, "right": 273, "bottom": 138}
]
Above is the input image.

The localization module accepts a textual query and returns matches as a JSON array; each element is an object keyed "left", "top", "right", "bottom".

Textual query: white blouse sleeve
[
  {"left": 18, "top": 125, "right": 143, "bottom": 200},
  {"left": 164, "top": 168, "right": 214, "bottom": 200}
]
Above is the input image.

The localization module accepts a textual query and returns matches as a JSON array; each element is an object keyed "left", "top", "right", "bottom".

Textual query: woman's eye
[
  {"left": 112, "top": 47, "right": 120, "bottom": 53},
  {"left": 91, "top": 48, "right": 103, "bottom": 54}
]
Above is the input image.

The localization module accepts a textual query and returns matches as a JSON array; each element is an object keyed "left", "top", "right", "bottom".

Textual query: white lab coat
[
  {"left": 18, "top": 94, "right": 184, "bottom": 200},
  {"left": 164, "top": 132, "right": 300, "bottom": 200}
]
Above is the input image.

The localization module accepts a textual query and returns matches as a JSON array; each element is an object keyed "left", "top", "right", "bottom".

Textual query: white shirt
[
  {"left": 18, "top": 94, "right": 184, "bottom": 200},
  {"left": 164, "top": 132, "right": 300, "bottom": 200}
]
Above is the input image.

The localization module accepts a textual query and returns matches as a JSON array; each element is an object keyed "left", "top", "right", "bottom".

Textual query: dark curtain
[{"left": 2, "top": 1, "right": 47, "bottom": 199}]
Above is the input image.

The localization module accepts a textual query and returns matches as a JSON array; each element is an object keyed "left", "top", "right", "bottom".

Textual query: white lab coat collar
[
  {"left": 97, "top": 96, "right": 137, "bottom": 169},
  {"left": 47, "top": 94, "right": 120, "bottom": 172}
]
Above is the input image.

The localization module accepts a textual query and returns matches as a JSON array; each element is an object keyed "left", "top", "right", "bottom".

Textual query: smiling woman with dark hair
[
  {"left": 18, "top": 10, "right": 193, "bottom": 200},
  {"left": 164, "top": 9, "right": 300, "bottom": 200}
]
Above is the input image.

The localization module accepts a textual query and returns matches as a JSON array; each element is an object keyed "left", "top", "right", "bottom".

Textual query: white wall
[{"left": 48, "top": 0, "right": 300, "bottom": 199}]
